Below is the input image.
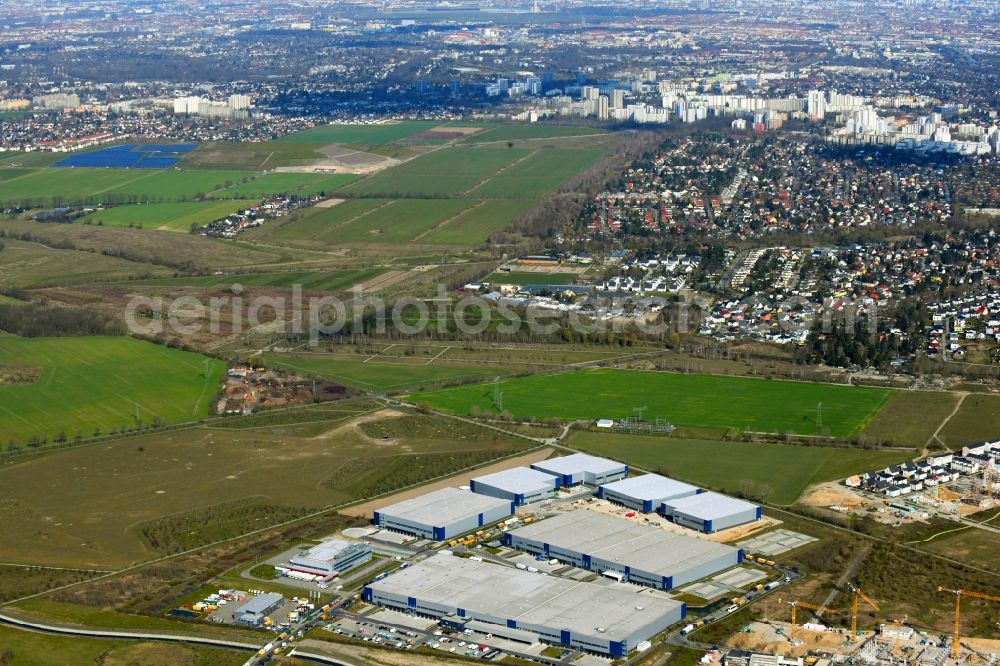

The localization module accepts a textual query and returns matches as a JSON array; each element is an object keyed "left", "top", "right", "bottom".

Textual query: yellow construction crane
[
  {"left": 778, "top": 599, "right": 836, "bottom": 642},
  {"left": 888, "top": 617, "right": 907, "bottom": 657},
  {"left": 938, "top": 587, "right": 1000, "bottom": 659},
  {"left": 849, "top": 584, "right": 880, "bottom": 638}
]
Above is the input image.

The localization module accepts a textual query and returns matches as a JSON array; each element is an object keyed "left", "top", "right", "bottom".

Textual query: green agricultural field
[
  {"left": 78, "top": 199, "right": 258, "bottom": 232},
  {"left": 410, "top": 369, "right": 893, "bottom": 437},
  {"left": 180, "top": 140, "right": 328, "bottom": 170},
  {"left": 0, "top": 167, "right": 252, "bottom": 206},
  {"left": 118, "top": 268, "right": 383, "bottom": 291},
  {"left": 466, "top": 148, "right": 606, "bottom": 199},
  {"left": 216, "top": 172, "right": 356, "bottom": 198},
  {"left": 253, "top": 199, "right": 390, "bottom": 242},
  {"left": 103, "top": 170, "right": 251, "bottom": 201},
  {"left": 265, "top": 352, "right": 509, "bottom": 392},
  {"left": 255, "top": 198, "right": 503, "bottom": 247},
  {"left": 0, "top": 409, "right": 530, "bottom": 567},
  {"left": 0, "top": 237, "right": 169, "bottom": 288},
  {"left": 340, "top": 146, "right": 532, "bottom": 197},
  {"left": 315, "top": 198, "right": 478, "bottom": 245},
  {"left": 567, "top": 431, "right": 913, "bottom": 504},
  {"left": 417, "top": 199, "right": 535, "bottom": 246},
  {"left": 277, "top": 121, "right": 440, "bottom": 144},
  {"left": 462, "top": 124, "right": 607, "bottom": 144},
  {"left": 0, "top": 168, "right": 151, "bottom": 206},
  {"left": 0, "top": 151, "right": 65, "bottom": 167},
  {"left": 0, "top": 167, "right": 32, "bottom": 182},
  {"left": 860, "top": 390, "right": 960, "bottom": 447},
  {"left": 0, "top": 336, "right": 225, "bottom": 444},
  {"left": 938, "top": 393, "right": 1000, "bottom": 449}
]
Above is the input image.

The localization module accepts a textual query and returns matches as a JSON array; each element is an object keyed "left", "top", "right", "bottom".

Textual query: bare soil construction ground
[
  {"left": 800, "top": 481, "right": 871, "bottom": 508},
  {"left": 275, "top": 143, "right": 399, "bottom": 173}
]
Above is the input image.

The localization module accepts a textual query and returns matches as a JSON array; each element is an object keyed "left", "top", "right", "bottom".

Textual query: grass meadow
[
  {"left": 0, "top": 336, "right": 225, "bottom": 444},
  {"left": 568, "top": 431, "right": 914, "bottom": 504},
  {"left": 409, "top": 368, "right": 893, "bottom": 437}
]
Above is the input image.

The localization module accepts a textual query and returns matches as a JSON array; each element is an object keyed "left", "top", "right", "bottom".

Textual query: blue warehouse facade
[
  {"left": 503, "top": 511, "right": 741, "bottom": 591},
  {"left": 363, "top": 553, "right": 686, "bottom": 657},
  {"left": 373, "top": 487, "right": 513, "bottom": 540},
  {"left": 470, "top": 467, "right": 561, "bottom": 505}
]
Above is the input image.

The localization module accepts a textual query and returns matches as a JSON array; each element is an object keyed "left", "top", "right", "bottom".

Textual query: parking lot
[{"left": 737, "top": 529, "right": 818, "bottom": 556}]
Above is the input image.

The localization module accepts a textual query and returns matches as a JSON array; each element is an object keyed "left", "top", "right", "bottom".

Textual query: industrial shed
[
  {"left": 504, "top": 511, "right": 740, "bottom": 590},
  {"left": 530, "top": 453, "right": 628, "bottom": 487},
  {"left": 231, "top": 592, "right": 284, "bottom": 626},
  {"left": 470, "top": 467, "right": 560, "bottom": 505},
  {"left": 363, "top": 553, "right": 685, "bottom": 657},
  {"left": 373, "top": 487, "right": 513, "bottom": 540},
  {"left": 661, "top": 491, "right": 761, "bottom": 533},
  {"left": 597, "top": 473, "right": 701, "bottom": 513}
]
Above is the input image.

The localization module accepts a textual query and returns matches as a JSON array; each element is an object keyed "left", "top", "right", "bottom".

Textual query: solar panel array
[{"left": 54, "top": 143, "right": 198, "bottom": 169}]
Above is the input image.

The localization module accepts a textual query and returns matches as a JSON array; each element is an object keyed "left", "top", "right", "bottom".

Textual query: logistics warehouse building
[
  {"left": 504, "top": 511, "right": 741, "bottom": 590},
  {"left": 470, "top": 467, "right": 560, "bottom": 505},
  {"left": 662, "top": 491, "right": 761, "bottom": 533},
  {"left": 530, "top": 453, "right": 628, "bottom": 487},
  {"left": 598, "top": 473, "right": 701, "bottom": 513},
  {"left": 374, "top": 487, "right": 513, "bottom": 540},
  {"left": 363, "top": 553, "right": 685, "bottom": 657}
]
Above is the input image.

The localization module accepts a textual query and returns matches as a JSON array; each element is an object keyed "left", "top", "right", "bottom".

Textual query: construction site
[
  {"left": 721, "top": 585, "right": 1000, "bottom": 666},
  {"left": 821, "top": 443, "right": 1000, "bottom": 525}
]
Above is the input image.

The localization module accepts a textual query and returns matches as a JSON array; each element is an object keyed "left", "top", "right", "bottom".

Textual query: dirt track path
[{"left": 925, "top": 391, "right": 967, "bottom": 454}]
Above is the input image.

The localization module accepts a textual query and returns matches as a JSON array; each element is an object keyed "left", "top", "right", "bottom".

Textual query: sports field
[
  {"left": 409, "top": 369, "right": 893, "bottom": 437},
  {"left": 78, "top": 199, "right": 257, "bottom": 231},
  {"left": 568, "top": 431, "right": 913, "bottom": 504},
  {"left": 0, "top": 336, "right": 225, "bottom": 444}
]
